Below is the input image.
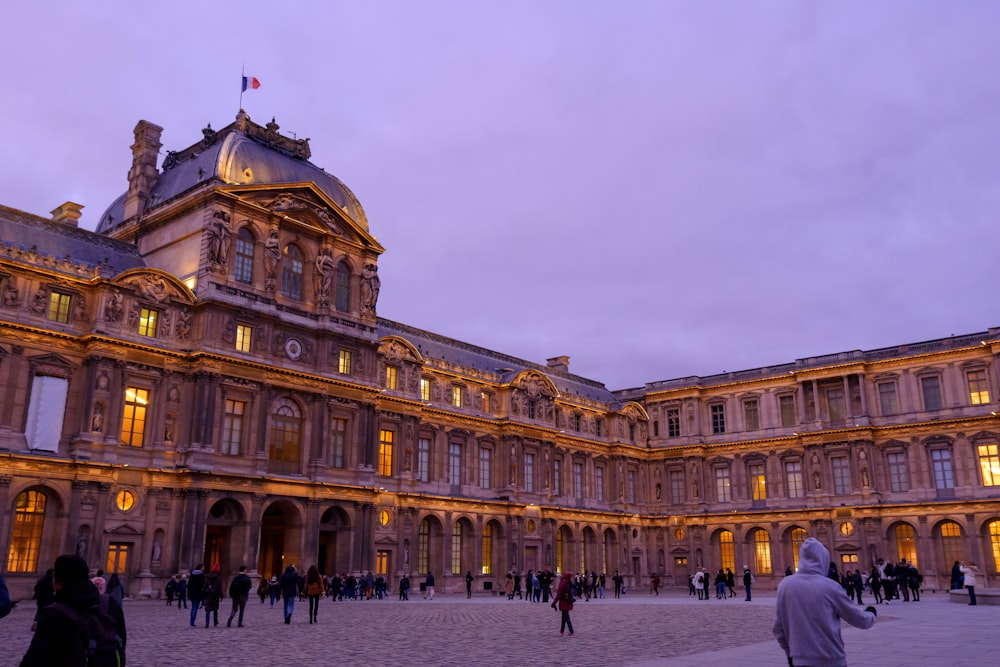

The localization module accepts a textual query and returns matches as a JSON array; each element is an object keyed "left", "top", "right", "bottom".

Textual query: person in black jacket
[
  {"left": 19, "top": 554, "right": 127, "bottom": 667},
  {"left": 30, "top": 569, "right": 54, "bottom": 629},
  {"left": 227, "top": 566, "right": 252, "bottom": 627},
  {"left": 188, "top": 564, "right": 206, "bottom": 626},
  {"left": 279, "top": 565, "right": 300, "bottom": 623}
]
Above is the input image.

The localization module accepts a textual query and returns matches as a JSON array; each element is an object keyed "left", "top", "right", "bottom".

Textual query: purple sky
[{"left": 3, "top": 1, "right": 999, "bottom": 390}]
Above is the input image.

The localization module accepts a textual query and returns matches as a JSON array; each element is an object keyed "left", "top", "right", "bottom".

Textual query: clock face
[
  {"left": 284, "top": 338, "right": 302, "bottom": 360},
  {"left": 379, "top": 510, "right": 391, "bottom": 526}
]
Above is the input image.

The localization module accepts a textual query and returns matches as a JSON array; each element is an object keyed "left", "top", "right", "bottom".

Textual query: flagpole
[{"left": 239, "top": 63, "right": 245, "bottom": 110}]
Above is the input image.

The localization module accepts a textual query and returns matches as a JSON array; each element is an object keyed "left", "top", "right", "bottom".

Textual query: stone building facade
[{"left": 0, "top": 112, "right": 998, "bottom": 599}]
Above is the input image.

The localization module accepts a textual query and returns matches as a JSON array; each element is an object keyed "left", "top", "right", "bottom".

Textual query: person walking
[
  {"left": 553, "top": 571, "right": 576, "bottom": 636},
  {"left": 743, "top": 566, "right": 754, "bottom": 601},
  {"left": 465, "top": 571, "right": 474, "bottom": 599},
  {"left": 107, "top": 573, "right": 125, "bottom": 607},
  {"left": 177, "top": 574, "right": 189, "bottom": 609},
  {"left": 423, "top": 571, "right": 435, "bottom": 600},
  {"left": 279, "top": 565, "right": 300, "bottom": 623},
  {"left": 651, "top": 572, "right": 660, "bottom": 596},
  {"left": 256, "top": 575, "right": 268, "bottom": 604},
  {"left": 203, "top": 563, "right": 224, "bottom": 627},
  {"left": 227, "top": 565, "right": 252, "bottom": 627},
  {"left": 773, "top": 538, "right": 877, "bottom": 667},
  {"left": 726, "top": 568, "right": 736, "bottom": 598},
  {"left": 714, "top": 569, "right": 726, "bottom": 599},
  {"left": 959, "top": 561, "right": 980, "bottom": 605},
  {"left": 165, "top": 574, "right": 177, "bottom": 606},
  {"left": 305, "top": 565, "right": 323, "bottom": 624},
  {"left": 613, "top": 570, "right": 623, "bottom": 599},
  {"left": 188, "top": 564, "right": 205, "bottom": 626}
]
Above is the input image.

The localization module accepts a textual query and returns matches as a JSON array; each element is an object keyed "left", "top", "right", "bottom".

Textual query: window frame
[
  {"left": 137, "top": 307, "right": 158, "bottom": 338},
  {"left": 47, "top": 291, "right": 72, "bottom": 323},
  {"left": 233, "top": 227, "right": 255, "bottom": 284},
  {"left": 280, "top": 244, "right": 305, "bottom": 300},
  {"left": 235, "top": 324, "right": 252, "bottom": 353}
]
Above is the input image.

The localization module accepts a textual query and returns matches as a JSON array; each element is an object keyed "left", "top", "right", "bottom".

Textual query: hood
[
  {"left": 797, "top": 537, "right": 830, "bottom": 575},
  {"left": 55, "top": 579, "right": 101, "bottom": 613}
]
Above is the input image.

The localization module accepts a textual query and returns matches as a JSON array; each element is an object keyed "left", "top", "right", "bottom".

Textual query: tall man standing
[{"left": 227, "top": 566, "right": 252, "bottom": 627}]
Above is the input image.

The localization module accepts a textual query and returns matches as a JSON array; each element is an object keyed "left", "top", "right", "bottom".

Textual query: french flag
[{"left": 241, "top": 75, "right": 261, "bottom": 92}]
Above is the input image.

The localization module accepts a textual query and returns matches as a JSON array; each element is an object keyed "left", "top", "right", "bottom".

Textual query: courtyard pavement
[{"left": 0, "top": 587, "right": 994, "bottom": 666}]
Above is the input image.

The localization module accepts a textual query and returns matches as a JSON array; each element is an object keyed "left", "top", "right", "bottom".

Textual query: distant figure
[
  {"left": 279, "top": 565, "right": 300, "bottom": 623},
  {"left": 553, "top": 571, "right": 575, "bottom": 636},
  {"left": 465, "top": 571, "right": 474, "bottom": 599},
  {"left": 227, "top": 565, "right": 252, "bottom": 627},
  {"left": 773, "top": 538, "right": 876, "bottom": 667},
  {"left": 91, "top": 569, "right": 107, "bottom": 594},
  {"left": 959, "top": 561, "right": 981, "bottom": 605},
  {"left": 203, "top": 563, "right": 224, "bottom": 627},
  {"left": 423, "top": 571, "right": 435, "bottom": 600}
]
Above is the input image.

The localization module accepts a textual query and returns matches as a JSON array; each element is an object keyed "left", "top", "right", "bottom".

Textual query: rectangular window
[
  {"left": 715, "top": 467, "right": 731, "bottom": 502},
  {"left": 878, "top": 382, "right": 899, "bottom": 416},
  {"left": 573, "top": 462, "right": 584, "bottom": 499},
  {"left": 24, "top": 375, "right": 68, "bottom": 452},
  {"left": 595, "top": 466, "right": 604, "bottom": 501},
  {"left": 528, "top": 400, "right": 536, "bottom": 420},
  {"left": 420, "top": 378, "right": 430, "bottom": 401},
  {"left": 574, "top": 413, "right": 582, "bottom": 432},
  {"left": 524, "top": 453, "right": 535, "bottom": 492},
  {"left": 120, "top": 386, "right": 149, "bottom": 447},
  {"left": 138, "top": 308, "right": 158, "bottom": 337},
  {"left": 595, "top": 419, "right": 602, "bottom": 437},
  {"left": 221, "top": 399, "right": 245, "bottom": 455},
  {"left": 331, "top": 418, "right": 347, "bottom": 467},
  {"left": 452, "top": 386, "right": 462, "bottom": 408},
  {"left": 553, "top": 459, "right": 561, "bottom": 495},
  {"left": 235, "top": 324, "right": 252, "bottom": 353},
  {"left": 968, "top": 370, "right": 991, "bottom": 405},
  {"left": 779, "top": 396, "right": 796, "bottom": 427},
  {"left": 744, "top": 400, "right": 759, "bottom": 431},
  {"left": 670, "top": 470, "right": 685, "bottom": 504},
  {"left": 449, "top": 442, "right": 462, "bottom": 485},
  {"left": 887, "top": 452, "right": 909, "bottom": 492},
  {"left": 667, "top": 409, "right": 680, "bottom": 437},
  {"left": 479, "top": 391, "right": 490, "bottom": 412},
  {"left": 977, "top": 443, "right": 1000, "bottom": 487},
  {"left": 784, "top": 460, "right": 803, "bottom": 499},
  {"left": 931, "top": 449, "right": 954, "bottom": 489},
  {"left": 921, "top": 376, "right": 942, "bottom": 411},
  {"left": 47, "top": 292, "right": 71, "bottom": 323},
  {"left": 749, "top": 463, "right": 766, "bottom": 501},
  {"left": 338, "top": 349, "right": 352, "bottom": 375},
  {"left": 385, "top": 366, "right": 398, "bottom": 390},
  {"left": 417, "top": 437, "right": 430, "bottom": 482},
  {"left": 831, "top": 456, "right": 850, "bottom": 494},
  {"left": 479, "top": 447, "right": 491, "bottom": 489},
  {"left": 627, "top": 470, "right": 636, "bottom": 503},
  {"left": 827, "top": 388, "right": 845, "bottom": 421},
  {"left": 378, "top": 429, "right": 394, "bottom": 477},
  {"left": 711, "top": 404, "right": 726, "bottom": 434}
]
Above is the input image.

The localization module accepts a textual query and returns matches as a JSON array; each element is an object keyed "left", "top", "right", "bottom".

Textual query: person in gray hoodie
[{"left": 773, "top": 538, "right": 876, "bottom": 667}]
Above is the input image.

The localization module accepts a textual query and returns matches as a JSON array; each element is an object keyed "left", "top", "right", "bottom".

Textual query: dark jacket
[
  {"left": 279, "top": 567, "right": 300, "bottom": 598},
  {"left": 188, "top": 569, "right": 206, "bottom": 602},
  {"left": 229, "top": 573, "right": 252, "bottom": 599},
  {"left": 203, "top": 572, "right": 224, "bottom": 612},
  {"left": 20, "top": 580, "right": 127, "bottom": 667},
  {"left": 555, "top": 575, "right": 575, "bottom": 612}
]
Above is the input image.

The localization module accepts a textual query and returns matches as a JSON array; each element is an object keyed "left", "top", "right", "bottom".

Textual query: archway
[
  {"left": 319, "top": 505, "right": 352, "bottom": 575},
  {"left": 258, "top": 500, "right": 304, "bottom": 579},
  {"left": 204, "top": 498, "right": 247, "bottom": 578}
]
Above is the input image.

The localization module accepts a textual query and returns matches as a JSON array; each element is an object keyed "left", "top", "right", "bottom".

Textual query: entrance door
[
  {"left": 524, "top": 546, "right": 538, "bottom": 573},
  {"left": 106, "top": 542, "right": 130, "bottom": 593}
]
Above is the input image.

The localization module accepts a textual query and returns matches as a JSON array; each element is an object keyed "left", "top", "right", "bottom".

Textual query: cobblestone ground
[{"left": 0, "top": 591, "right": 777, "bottom": 666}]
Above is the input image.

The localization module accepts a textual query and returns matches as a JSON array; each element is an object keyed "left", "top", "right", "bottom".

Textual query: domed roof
[{"left": 97, "top": 112, "right": 367, "bottom": 233}]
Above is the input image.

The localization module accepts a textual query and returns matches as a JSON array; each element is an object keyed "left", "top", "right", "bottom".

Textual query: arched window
[
  {"left": 268, "top": 398, "right": 302, "bottom": 475},
  {"left": 451, "top": 522, "right": 463, "bottom": 574},
  {"left": 718, "top": 530, "right": 734, "bottom": 571},
  {"left": 940, "top": 521, "right": 964, "bottom": 569},
  {"left": 895, "top": 523, "right": 917, "bottom": 566},
  {"left": 990, "top": 521, "right": 1000, "bottom": 573},
  {"left": 753, "top": 528, "right": 772, "bottom": 575},
  {"left": 418, "top": 518, "right": 430, "bottom": 574},
  {"left": 234, "top": 228, "right": 255, "bottom": 283},
  {"left": 791, "top": 528, "right": 807, "bottom": 571},
  {"left": 7, "top": 490, "right": 47, "bottom": 572},
  {"left": 482, "top": 523, "right": 492, "bottom": 575},
  {"left": 280, "top": 244, "right": 304, "bottom": 299},
  {"left": 335, "top": 261, "right": 350, "bottom": 312}
]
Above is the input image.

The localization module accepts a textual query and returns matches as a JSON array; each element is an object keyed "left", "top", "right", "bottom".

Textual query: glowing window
[
  {"left": 338, "top": 349, "right": 352, "bottom": 375},
  {"left": 378, "top": 429, "right": 394, "bottom": 477},
  {"left": 754, "top": 528, "right": 773, "bottom": 575},
  {"left": 968, "top": 370, "right": 990, "bottom": 405},
  {"left": 718, "top": 530, "right": 734, "bottom": 571},
  {"left": 977, "top": 443, "right": 1000, "bottom": 486},
  {"left": 47, "top": 292, "right": 71, "bottom": 323},
  {"left": 115, "top": 489, "right": 136, "bottom": 512},
  {"left": 138, "top": 308, "right": 158, "bottom": 337},
  {"left": 235, "top": 324, "right": 252, "bottom": 352},
  {"left": 482, "top": 523, "right": 492, "bottom": 575},
  {"left": 385, "top": 366, "right": 398, "bottom": 390},
  {"left": 120, "top": 386, "right": 149, "bottom": 447},
  {"left": 7, "top": 490, "right": 46, "bottom": 572}
]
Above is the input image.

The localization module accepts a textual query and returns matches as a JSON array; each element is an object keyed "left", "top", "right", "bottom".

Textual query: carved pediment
[
  {"left": 378, "top": 336, "right": 422, "bottom": 364},
  {"left": 28, "top": 353, "right": 75, "bottom": 376},
  {"left": 512, "top": 370, "right": 558, "bottom": 398},
  {"left": 105, "top": 523, "right": 144, "bottom": 536},
  {"left": 114, "top": 269, "right": 193, "bottom": 305}
]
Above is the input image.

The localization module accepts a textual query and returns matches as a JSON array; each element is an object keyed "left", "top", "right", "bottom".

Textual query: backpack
[{"left": 52, "top": 595, "right": 124, "bottom": 667}]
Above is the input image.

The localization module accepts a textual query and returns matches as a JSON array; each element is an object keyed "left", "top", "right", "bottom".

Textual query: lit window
[
  {"left": 418, "top": 519, "right": 430, "bottom": 574},
  {"left": 895, "top": 524, "right": 917, "bottom": 566},
  {"left": 785, "top": 460, "right": 803, "bottom": 499},
  {"left": 931, "top": 449, "right": 954, "bottom": 490},
  {"left": 452, "top": 386, "right": 462, "bottom": 408},
  {"left": 47, "top": 292, "right": 71, "bottom": 323},
  {"left": 978, "top": 443, "right": 1000, "bottom": 487},
  {"left": 940, "top": 521, "right": 964, "bottom": 567},
  {"left": 718, "top": 530, "right": 734, "bottom": 572},
  {"left": 831, "top": 456, "right": 850, "bottom": 494},
  {"left": 667, "top": 409, "right": 680, "bottom": 437},
  {"left": 878, "top": 382, "right": 899, "bottom": 416},
  {"left": 921, "top": 376, "right": 943, "bottom": 411},
  {"left": 753, "top": 529, "right": 772, "bottom": 575},
  {"left": 234, "top": 228, "right": 255, "bottom": 283},
  {"left": 791, "top": 528, "right": 807, "bottom": 570},
  {"left": 7, "top": 490, "right": 46, "bottom": 572},
  {"left": 451, "top": 522, "right": 463, "bottom": 574},
  {"left": 968, "top": 370, "right": 990, "bottom": 405},
  {"left": 839, "top": 522, "right": 853, "bottom": 536},
  {"left": 121, "top": 386, "right": 149, "bottom": 447},
  {"left": 268, "top": 399, "right": 302, "bottom": 475},
  {"left": 479, "top": 447, "right": 491, "bottom": 489},
  {"left": 417, "top": 437, "right": 430, "bottom": 482},
  {"left": 749, "top": 463, "right": 766, "bottom": 501},
  {"left": 280, "top": 245, "right": 304, "bottom": 299},
  {"left": 989, "top": 521, "right": 1000, "bottom": 573},
  {"left": 235, "top": 324, "right": 252, "bottom": 352},
  {"left": 378, "top": 429, "right": 394, "bottom": 477},
  {"left": 385, "top": 366, "right": 398, "bottom": 390},
  {"left": 115, "top": 490, "right": 136, "bottom": 512},
  {"left": 420, "top": 378, "right": 430, "bottom": 401},
  {"left": 138, "top": 308, "right": 158, "bottom": 337},
  {"left": 887, "top": 452, "right": 909, "bottom": 492},
  {"left": 779, "top": 395, "right": 796, "bottom": 427},
  {"left": 715, "top": 466, "right": 731, "bottom": 502},
  {"left": 711, "top": 404, "right": 725, "bottom": 434},
  {"left": 338, "top": 349, "right": 352, "bottom": 375},
  {"left": 222, "top": 399, "right": 246, "bottom": 455},
  {"left": 744, "top": 400, "right": 759, "bottom": 431},
  {"left": 482, "top": 524, "right": 492, "bottom": 575},
  {"left": 331, "top": 418, "right": 347, "bottom": 467}
]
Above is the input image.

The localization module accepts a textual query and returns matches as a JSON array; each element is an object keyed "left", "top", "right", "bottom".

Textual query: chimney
[
  {"left": 546, "top": 356, "right": 570, "bottom": 373},
  {"left": 51, "top": 201, "right": 84, "bottom": 227},
  {"left": 123, "top": 120, "right": 163, "bottom": 221}
]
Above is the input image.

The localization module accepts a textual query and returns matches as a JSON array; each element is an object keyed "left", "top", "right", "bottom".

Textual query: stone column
[
  {"left": 136, "top": 487, "right": 160, "bottom": 598},
  {"left": 857, "top": 373, "right": 869, "bottom": 416},
  {"left": 91, "top": 483, "right": 113, "bottom": 569},
  {"left": 246, "top": 493, "right": 266, "bottom": 576},
  {"left": 305, "top": 499, "right": 321, "bottom": 566},
  {"left": 842, "top": 376, "right": 852, "bottom": 419},
  {"left": 0, "top": 346, "right": 23, "bottom": 431}
]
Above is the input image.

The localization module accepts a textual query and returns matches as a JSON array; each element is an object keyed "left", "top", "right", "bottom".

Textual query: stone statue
[
  {"left": 861, "top": 467, "right": 870, "bottom": 488},
  {"left": 3, "top": 279, "right": 20, "bottom": 307},
  {"left": 30, "top": 288, "right": 47, "bottom": 314},
  {"left": 73, "top": 296, "right": 87, "bottom": 322},
  {"left": 813, "top": 471, "right": 822, "bottom": 490},
  {"left": 76, "top": 531, "right": 88, "bottom": 558},
  {"left": 207, "top": 212, "right": 232, "bottom": 265},
  {"left": 164, "top": 413, "right": 175, "bottom": 443},
  {"left": 152, "top": 537, "right": 162, "bottom": 563},
  {"left": 360, "top": 263, "right": 380, "bottom": 316},
  {"left": 175, "top": 310, "right": 192, "bottom": 339},
  {"left": 105, "top": 291, "right": 124, "bottom": 322},
  {"left": 314, "top": 248, "right": 335, "bottom": 306},
  {"left": 91, "top": 403, "right": 104, "bottom": 432},
  {"left": 263, "top": 229, "right": 280, "bottom": 290}
]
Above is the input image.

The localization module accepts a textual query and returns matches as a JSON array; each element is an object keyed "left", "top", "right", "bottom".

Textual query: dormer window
[
  {"left": 335, "top": 261, "right": 350, "bottom": 312},
  {"left": 281, "top": 244, "right": 304, "bottom": 299}
]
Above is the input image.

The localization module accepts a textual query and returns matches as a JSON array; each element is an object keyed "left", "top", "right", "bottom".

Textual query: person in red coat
[{"left": 553, "top": 572, "right": 575, "bottom": 636}]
